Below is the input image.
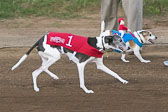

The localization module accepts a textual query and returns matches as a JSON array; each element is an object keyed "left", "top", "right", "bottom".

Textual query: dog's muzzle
[
  {"left": 149, "top": 39, "right": 155, "bottom": 44},
  {"left": 149, "top": 35, "right": 157, "bottom": 44}
]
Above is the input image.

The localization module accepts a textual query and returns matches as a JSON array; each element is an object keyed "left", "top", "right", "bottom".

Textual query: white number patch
[{"left": 66, "top": 36, "right": 73, "bottom": 47}]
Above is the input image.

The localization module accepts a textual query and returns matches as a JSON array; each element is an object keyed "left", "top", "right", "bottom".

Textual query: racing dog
[
  {"left": 100, "top": 30, "right": 157, "bottom": 63},
  {"left": 11, "top": 32, "right": 128, "bottom": 94}
]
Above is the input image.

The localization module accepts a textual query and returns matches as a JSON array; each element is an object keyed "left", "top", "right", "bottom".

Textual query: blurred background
[
  {"left": 0, "top": 0, "right": 168, "bottom": 19},
  {"left": 0, "top": 0, "right": 168, "bottom": 48}
]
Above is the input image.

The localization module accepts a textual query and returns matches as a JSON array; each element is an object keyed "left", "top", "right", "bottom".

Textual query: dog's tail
[{"left": 11, "top": 39, "right": 40, "bottom": 71}]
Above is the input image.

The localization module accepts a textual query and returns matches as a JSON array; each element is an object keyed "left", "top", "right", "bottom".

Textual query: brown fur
[
  {"left": 110, "top": 31, "right": 113, "bottom": 36},
  {"left": 129, "top": 31, "right": 150, "bottom": 48},
  {"left": 141, "top": 31, "right": 150, "bottom": 41},
  {"left": 128, "top": 40, "right": 136, "bottom": 48}
]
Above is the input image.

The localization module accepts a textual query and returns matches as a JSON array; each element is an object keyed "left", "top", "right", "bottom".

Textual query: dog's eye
[
  {"left": 120, "top": 40, "right": 122, "bottom": 42},
  {"left": 149, "top": 34, "right": 152, "bottom": 36}
]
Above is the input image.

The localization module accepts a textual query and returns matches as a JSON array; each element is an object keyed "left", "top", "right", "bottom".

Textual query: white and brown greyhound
[{"left": 100, "top": 21, "right": 157, "bottom": 63}]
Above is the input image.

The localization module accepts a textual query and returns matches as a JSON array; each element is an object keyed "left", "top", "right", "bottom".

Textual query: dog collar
[
  {"left": 137, "top": 31, "right": 146, "bottom": 44},
  {"left": 134, "top": 32, "right": 144, "bottom": 44},
  {"left": 139, "top": 34, "right": 146, "bottom": 44}
]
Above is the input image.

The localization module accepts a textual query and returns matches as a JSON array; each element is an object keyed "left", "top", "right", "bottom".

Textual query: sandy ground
[
  {"left": 0, "top": 15, "right": 168, "bottom": 48},
  {"left": 0, "top": 15, "right": 168, "bottom": 112}
]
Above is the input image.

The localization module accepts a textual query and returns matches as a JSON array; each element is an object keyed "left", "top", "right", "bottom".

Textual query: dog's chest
[{"left": 46, "top": 32, "right": 103, "bottom": 58}]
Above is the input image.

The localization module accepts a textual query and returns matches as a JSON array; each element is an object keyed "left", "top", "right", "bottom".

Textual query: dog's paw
[
  {"left": 123, "top": 59, "right": 130, "bottom": 63},
  {"left": 121, "top": 80, "right": 128, "bottom": 84},
  {"left": 141, "top": 60, "right": 151, "bottom": 63},
  {"left": 122, "top": 80, "right": 128, "bottom": 84},
  {"left": 81, "top": 86, "right": 94, "bottom": 94},
  {"left": 121, "top": 58, "right": 130, "bottom": 63},
  {"left": 53, "top": 76, "right": 59, "bottom": 80},
  {"left": 34, "top": 87, "right": 40, "bottom": 92},
  {"left": 85, "top": 90, "right": 94, "bottom": 94}
]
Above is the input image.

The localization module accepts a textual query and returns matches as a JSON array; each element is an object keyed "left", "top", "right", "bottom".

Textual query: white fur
[
  {"left": 12, "top": 35, "right": 128, "bottom": 94},
  {"left": 122, "top": 30, "right": 157, "bottom": 63},
  {"left": 11, "top": 54, "right": 28, "bottom": 71},
  {"left": 100, "top": 30, "right": 157, "bottom": 63}
]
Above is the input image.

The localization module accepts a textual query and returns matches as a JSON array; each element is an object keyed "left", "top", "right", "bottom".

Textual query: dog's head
[
  {"left": 137, "top": 30, "right": 157, "bottom": 44},
  {"left": 103, "top": 35, "right": 127, "bottom": 52}
]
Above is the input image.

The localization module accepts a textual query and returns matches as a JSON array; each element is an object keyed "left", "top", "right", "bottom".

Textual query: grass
[
  {"left": 0, "top": 0, "right": 100, "bottom": 19},
  {"left": 143, "top": 0, "right": 168, "bottom": 16},
  {"left": 0, "top": 0, "right": 168, "bottom": 19}
]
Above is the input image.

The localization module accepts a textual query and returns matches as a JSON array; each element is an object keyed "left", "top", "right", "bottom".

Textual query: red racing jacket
[{"left": 46, "top": 32, "right": 104, "bottom": 58}]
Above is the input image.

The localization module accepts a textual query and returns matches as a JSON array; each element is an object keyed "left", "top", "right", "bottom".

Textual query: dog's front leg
[
  {"left": 134, "top": 49, "right": 151, "bottom": 63},
  {"left": 77, "top": 63, "right": 94, "bottom": 94},
  {"left": 96, "top": 58, "right": 128, "bottom": 84},
  {"left": 121, "top": 53, "right": 130, "bottom": 62}
]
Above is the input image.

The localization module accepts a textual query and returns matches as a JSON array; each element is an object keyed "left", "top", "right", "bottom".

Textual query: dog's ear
[
  {"left": 140, "top": 31, "right": 150, "bottom": 40},
  {"left": 104, "top": 36, "right": 113, "bottom": 44},
  {"left": 140, "top": 30, "right": 149, "bottom": 36}
]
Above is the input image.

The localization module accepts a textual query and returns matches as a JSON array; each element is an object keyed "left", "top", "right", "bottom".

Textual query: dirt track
[
  {"left": 1, "top": 16, "right": 168, "bottom": 112},
  {"left": 0, "top": 45, "right": 168, "bottom": 112}
]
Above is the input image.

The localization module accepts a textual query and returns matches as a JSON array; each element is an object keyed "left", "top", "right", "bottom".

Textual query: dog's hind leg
[
  {"left": 32, "top": 53, "right": 60, "bottom": 92},
  {"left": 95, "top": 58, "right": 128, "bottom": 84},
  {"left": 45, "top": 69, "right": 59, "bottom": 80},
  {"left": 32, "top": 68, "right": 43, "bottom": 92},
  {"left": 41, "top": 55, "right": 59, "bottom": 80},
  {"left": 77, "top": 62, "right": 94, "bottom": 94},
  {"left": 133, "top": 49, "right": 151, "bottom": 63}
]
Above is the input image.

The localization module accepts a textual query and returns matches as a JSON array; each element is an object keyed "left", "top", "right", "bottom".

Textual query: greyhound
[{"left": 12, "top": 32, "right": 128, "bottom": 94}]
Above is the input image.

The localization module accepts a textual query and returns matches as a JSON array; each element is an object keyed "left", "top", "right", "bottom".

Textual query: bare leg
[
  {"left": 41, "top": 56, "right": 59, "bottom": 80},
  {"left": 134, "top": 50, "right": 151, "bottom": 63},
  {"left": 32, "top": 68, "right": 43, "bottom": 92},
  {"left": 77, "top": 63, "right": 94, "bottom": 94},
  {"left": 95, "top": 58, "right": 128, "bottom": 84},
  {"left": 121, "top": 53, "right": 130, "bottom": 62},
  {"left": 32, "top": 54, "right": 60, "bottom": 92}
]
